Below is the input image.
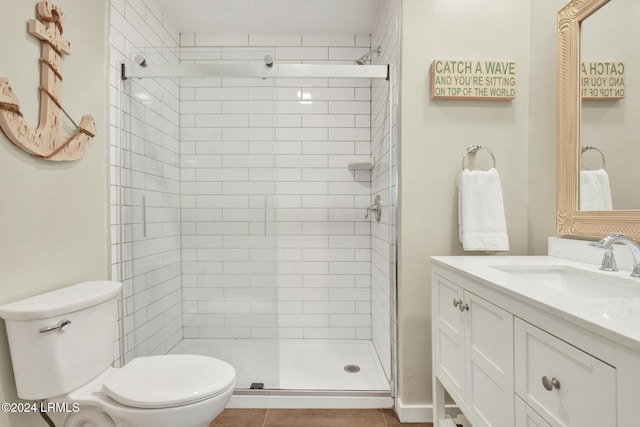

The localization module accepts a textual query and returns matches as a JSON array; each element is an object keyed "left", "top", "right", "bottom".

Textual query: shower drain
[{"left": 344, "top": 364, "right": 361, "bottom": 373}]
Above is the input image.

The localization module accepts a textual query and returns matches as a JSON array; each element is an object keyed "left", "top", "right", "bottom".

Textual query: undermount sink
[{"left": 491, "top": 265, "right": 640, "bottom": 298}]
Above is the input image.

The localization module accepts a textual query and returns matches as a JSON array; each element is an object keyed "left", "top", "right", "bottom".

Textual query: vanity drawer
[{"left": 514, "top": 318, "right": 616, "bottom": 426}]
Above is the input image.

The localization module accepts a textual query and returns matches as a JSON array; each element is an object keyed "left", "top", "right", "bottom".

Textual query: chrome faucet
[{"left": 590, "top": 234, "right": 640, "bottom": 278}]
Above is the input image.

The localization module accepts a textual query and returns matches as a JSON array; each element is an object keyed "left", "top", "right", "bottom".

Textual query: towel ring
[
  {"left": 581, "top": 145, "right": 606, "bottom": 170},
  {"left": 461, "top": 145, "right": 496, "bottom": 171}
]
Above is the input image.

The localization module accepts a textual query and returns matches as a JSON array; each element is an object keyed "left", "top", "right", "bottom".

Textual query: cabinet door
[
  {"left": 515, "top": 319, "right": 616, "bottom": 426},
  {"left": 433, "top": 274, "right": 465, "bottom": 400},
  {"left": 515, "top": 396, "right": 551, "bottom": 427},
  {"left": 465, "top": 292, "right": 514, "bottom": 427}
]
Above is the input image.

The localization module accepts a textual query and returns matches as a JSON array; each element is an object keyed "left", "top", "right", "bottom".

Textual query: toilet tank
[{"left": 0, "top": 281, "right": 122, "bottom": 399}]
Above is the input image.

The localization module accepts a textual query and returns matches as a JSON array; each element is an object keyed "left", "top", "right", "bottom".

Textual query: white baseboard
[{"left": 395, "top": 397, "right": 461, "bottom": 423}]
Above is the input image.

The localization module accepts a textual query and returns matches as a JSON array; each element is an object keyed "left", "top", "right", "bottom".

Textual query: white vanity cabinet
[
  {"left": 432, "top": 258, "right": 640, "bottom": 427},
  {"left": 515, "top": 397, "right": 550, "bottom": 427},
  {"left": 433, "top": 273, "right": 514, "bottom": 427}
]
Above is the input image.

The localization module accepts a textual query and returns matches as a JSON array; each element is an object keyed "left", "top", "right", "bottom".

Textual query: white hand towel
[
  {"left": 580, "top": 169, "right": 612, "bottom": 211},
  {"left": 458, "top": 168, "right": 509, "bottom": 251}
]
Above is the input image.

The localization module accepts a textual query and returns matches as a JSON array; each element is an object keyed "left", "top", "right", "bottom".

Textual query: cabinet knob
[
  {"left": 452, "top": 299, "right": 468, "bottom": 311},
  {"left": 541, "top": 376, "right": 561, "bottom": 391}
]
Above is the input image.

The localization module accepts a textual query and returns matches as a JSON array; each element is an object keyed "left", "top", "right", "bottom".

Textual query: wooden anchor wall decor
[{"left": 0, "top": 1, "right": 96, "bottom": 161}]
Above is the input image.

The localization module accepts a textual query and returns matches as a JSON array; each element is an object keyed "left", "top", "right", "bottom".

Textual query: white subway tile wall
[
  {"left": 179, "top": 34, "right": 376, "bottom": 341},
  {"left": 109, "top": 0, "right": 397, "bottom": 380},
  {"left": 370, "top": 0, "right": 401, "bottom": 384},
  {"left": 109, "top": 0, "right": 182, "bottom": 365}
]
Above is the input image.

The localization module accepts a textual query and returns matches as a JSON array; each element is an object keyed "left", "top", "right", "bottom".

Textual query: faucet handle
[
  {"left": 599, "top": 250, "right": 618, "bottom": 272},
  {"left": 589, "top": 234, "right": 640, "bottom": 278}
]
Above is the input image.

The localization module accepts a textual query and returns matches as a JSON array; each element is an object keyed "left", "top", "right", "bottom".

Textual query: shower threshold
[{"left": 229, "top": 389, "right": 393, "bottom": 409}]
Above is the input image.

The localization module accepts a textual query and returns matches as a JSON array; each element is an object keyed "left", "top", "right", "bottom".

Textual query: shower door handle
[{"left": 142, "top": 196, "right": 147, "bottom": 238}]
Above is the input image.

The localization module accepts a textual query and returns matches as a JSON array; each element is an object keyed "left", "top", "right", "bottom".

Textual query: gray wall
[
  {"left": 397, "top": 0, "right": 532, "bottom": 414},
  {"left": 0, "top": 1, "right": 109, "bottom": 425}
]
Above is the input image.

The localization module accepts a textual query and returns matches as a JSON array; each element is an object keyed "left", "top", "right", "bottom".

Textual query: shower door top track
[{"left": 122, "top": 62, "right": 389, "bottom": 80}]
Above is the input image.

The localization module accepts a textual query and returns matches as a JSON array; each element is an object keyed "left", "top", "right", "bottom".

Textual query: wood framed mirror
[{"left": 556, "top": 0, "right": 640, "bottom": 240}]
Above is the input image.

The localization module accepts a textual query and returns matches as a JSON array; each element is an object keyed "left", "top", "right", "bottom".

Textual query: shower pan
[{"left": 111, "top": 46, "right": 396, "bottom": 408}]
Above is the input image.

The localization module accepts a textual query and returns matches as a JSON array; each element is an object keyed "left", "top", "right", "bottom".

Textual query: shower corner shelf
[{"left": 347, "top": 157, "right": 375, "bottom": 171}]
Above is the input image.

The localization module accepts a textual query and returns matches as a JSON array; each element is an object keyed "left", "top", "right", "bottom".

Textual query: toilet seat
[{"left": 102, "top": 355, "right": 235, "bottom": 409}]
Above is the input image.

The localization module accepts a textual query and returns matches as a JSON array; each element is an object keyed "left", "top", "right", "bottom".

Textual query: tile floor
[{"left": 210, "top": 408, "right": 434, "bottom": 427}]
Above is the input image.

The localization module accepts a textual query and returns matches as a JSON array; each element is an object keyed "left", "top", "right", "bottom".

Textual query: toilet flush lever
[{"left": 39, "top": 319, "right": 71, "bottom": 333}]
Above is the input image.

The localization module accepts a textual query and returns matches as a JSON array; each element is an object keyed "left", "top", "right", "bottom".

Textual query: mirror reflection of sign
[{"left": 581, "top": 61, "right": 625, "bottom": 100}]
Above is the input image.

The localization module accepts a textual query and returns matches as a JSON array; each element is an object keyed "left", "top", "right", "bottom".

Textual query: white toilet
[{"left": 0, "top": 281, "right": 236, "bottom": 427}]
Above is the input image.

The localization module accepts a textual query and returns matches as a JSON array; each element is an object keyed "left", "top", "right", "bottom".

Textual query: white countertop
[{"left": 432, "top": 255, "right": 640, "bottom": 353}]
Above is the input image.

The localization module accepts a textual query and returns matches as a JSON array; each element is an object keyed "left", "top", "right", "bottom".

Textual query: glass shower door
[
  {"left": 118, "top": 74, "right": 185, "bottom": 364},
  {"left": 119, "top": 68, "right": 279, "bottom": 389},
  {"left": 188, "top": 74, "right": 280, "bottom": 389}
]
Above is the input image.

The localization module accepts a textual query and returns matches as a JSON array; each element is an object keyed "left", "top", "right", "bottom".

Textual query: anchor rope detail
[
  {"left": 38, "top": 86, "right": 80, "bottom": 129},
  {"left": 41, "top": 58, "right": 63, "bottom": 81}
]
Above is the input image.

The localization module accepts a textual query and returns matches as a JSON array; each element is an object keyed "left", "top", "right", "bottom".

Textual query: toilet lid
[{"left": 103, "top": 355, "right": 236, "bottom": 409}]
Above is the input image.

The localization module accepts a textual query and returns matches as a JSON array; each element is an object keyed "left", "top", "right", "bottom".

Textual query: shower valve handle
[{"left": 365, "top": 195, "right": 382, "bottom": 221}]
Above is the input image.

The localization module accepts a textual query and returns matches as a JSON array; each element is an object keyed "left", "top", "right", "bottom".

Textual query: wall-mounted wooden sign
[
  {"left": 431, "top": 60, "right": 516, "bottom": 101},
  {"left": 581, "top": 61, "right": 625, "bottom": 100},
  {"left": 0, "top": 1, "right": 95, "bottom": 161}
]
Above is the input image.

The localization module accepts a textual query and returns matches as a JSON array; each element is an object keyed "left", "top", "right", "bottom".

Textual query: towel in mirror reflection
[{"left": 580, "top": 169, "right": 612, "bottom": 210}]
